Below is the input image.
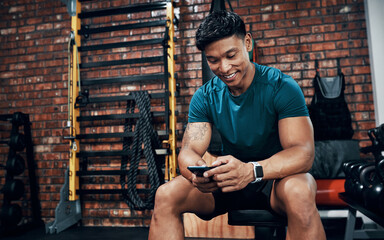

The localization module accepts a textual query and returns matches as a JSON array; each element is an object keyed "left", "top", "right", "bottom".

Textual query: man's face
[{"left": 204, "top": 34, "right": 253, "bottom": 93}]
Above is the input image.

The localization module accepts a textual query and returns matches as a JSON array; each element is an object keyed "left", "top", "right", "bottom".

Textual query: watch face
[{"left": 255, "top": 165, "right": 263, "bottom": 178}]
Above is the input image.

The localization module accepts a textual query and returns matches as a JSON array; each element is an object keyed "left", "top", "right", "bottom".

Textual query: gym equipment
[
  {"left": 0, "top": 112, "right": 42, "bottom": 236},
  {"left": 6, "top": 154, "right": 25, "bottom": 176},
  {"left": 228, "top": 210, "right": 286, "bottom": 240},
  {"left": 361, "top": 124, "right": 384, "bottom": 182},
  {"left": 8, "top": 133, "right": 25, "bottom": 152},
  {"left": 49, "top": 0, "right": 178, "bottom": 233},
  {"left": 362, "top": 176, "right": 383, "bottom": 213},
  {"left": 120, "top": 91, "right": 163, "bottom": 209},
  {"left": 344, "top": 161, "right": 363, "bottom": 199},
  {"left": 316, "top": 179, "right": 347, "bottom": 206},
  {"left": 2, "top": 179, "right": 24, "bottom": 201},
  {"left": 309, "top": 59, "right": 354, "bottom": 141},
  {"left": 45, "top": 168, "right": 81, "bottom": 234},
  {"left": 63, "top": 0, "right": 178, "bottom": 200},
  {"left": 0, "top": 204, "right": 22, "bottom": 226},
  {"left": 74, "top": 89, "right": 89, "bottom": 109},
  {"left": 340, "top": 124, "right": 384, "bottom": 240},
  {"left": 311, "top": 140, "right": 360, "bottom": 179}
]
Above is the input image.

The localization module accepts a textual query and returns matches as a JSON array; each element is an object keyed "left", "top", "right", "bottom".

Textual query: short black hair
[{"left": 196, "top": 10, "right": 246, "bottom": 51}]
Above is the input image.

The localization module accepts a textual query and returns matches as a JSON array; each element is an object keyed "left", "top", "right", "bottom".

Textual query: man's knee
[
  {"left": 277, "top": 173, "right": 316, "bottom": 199},
  {"left": 153, "top": 176, "right": 191, "bottom": 211},
  {"left": 155, "top": 178, "right": 179, "bottom": 206},
  {"left": 274, "top": 173, "right": 318, "bottom": 222}
]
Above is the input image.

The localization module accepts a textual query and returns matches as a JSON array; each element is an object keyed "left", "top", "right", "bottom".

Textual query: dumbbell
[
  {"left": 8, "top": 133, "right": 26, "bottom": 151},
  {"left": 351, "top": 162, "right": 375, "bottom": 202},
  {"left": 343, "top": 161, "right": 365, "bottom": 197},
  {"left": 360, "top": 165, "right": 384, "bottom": 213},
  {"left": 376, "top": 158, "right": 384, "bottom": 184},
  {"left": 6, "top": 154, "right": 25, "bottom": 176},
  {"left": 0, "top": 204, "right": 22, "bottom": 226},
  {"left": 0, "top": 154, "right": 25, "bottom": 176},
  {"left": 343, "top": 160, "right": 363, "bottom": 177},
  {"left": 2, "top": 179, "right": 24, "bottom": 201},
  {"left": 11, "top": 112, "right": 25, "bottom": 127}
]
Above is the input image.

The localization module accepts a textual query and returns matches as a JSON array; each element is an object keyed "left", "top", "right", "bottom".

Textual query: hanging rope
[{"left": 120, "top": 91, "right": 163, "bottom": 210}]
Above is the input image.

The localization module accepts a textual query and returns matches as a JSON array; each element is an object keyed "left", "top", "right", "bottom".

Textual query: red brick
[
  {"left": 18, "top": 25, "right": 35, "bottom": 33},
  {"left": 325, "top": 49, "right": 350, "bottom": 58},
  {"left": 311, "top": 42, "right": 336, "bottom": 51},
  {"left": 286, "top": 10, "right": 309, "bottom": 19},
  {"left": 353, "top": 66, "right": 371, "bottom": 75},
  {"left": 239, "top": 0, "right": 261, "bottom": 7},
  {"left": 262, "top": 12, "right": 285, "bottom": 21},
  {"left": 274, "top": 20, "right": 296, "bottom": 28},
  {"left": 277, "top": 54, "right": 301, "bottom": 63},
  {"left": 298, "top": 1, "right": 321, "bottom": 9},
  {"left": 9, "top": 5, "right": 26, "bottom": 13},
  {"left": 1, "top": 28, "right": 17, "bottom": 35},
  {"left": 264, "top": 29, "right": 287, "bottom": 38},
  {"left": 300, "top": 34, "right": 324, "bottom": 43},
  {"left": 298, "top": 17, "right": 323, "bottom": 26}
]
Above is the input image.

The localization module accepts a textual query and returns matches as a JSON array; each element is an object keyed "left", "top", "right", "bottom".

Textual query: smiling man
[{"left": 149, "top": 10, "right": 326, "bottom": 240}]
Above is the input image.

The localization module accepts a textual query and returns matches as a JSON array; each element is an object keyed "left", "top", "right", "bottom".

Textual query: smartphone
[{"left": 187, "top": 166, "right": 216, "bottom": 177}]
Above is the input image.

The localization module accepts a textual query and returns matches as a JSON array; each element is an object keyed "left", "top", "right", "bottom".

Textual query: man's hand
[
  {"left": 204, "top": 155, "right": 254, "bottom": 192},
  {"left": 190, "top": 159, "right": 219, "bottom": 193}
]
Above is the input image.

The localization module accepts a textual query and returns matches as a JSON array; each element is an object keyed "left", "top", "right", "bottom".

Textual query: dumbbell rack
[
  {"left": 0, "top": 112, "right": 42, "bottom": 236},
  {"left": 339, "top": 124, "right": 384, "bottom": 240},
  {"left": 339, "top": 193, "right": 384, "bottom": 239},
  {"left": 47, "top": 0, "right": 178, "bottom": 233}
]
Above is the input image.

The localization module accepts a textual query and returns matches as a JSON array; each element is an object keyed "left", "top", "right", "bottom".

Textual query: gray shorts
[{"left": 197, "top": 179, "right": 274, "bottom": 221}]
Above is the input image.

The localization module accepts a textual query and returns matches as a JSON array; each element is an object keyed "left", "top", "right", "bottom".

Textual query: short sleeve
[
  {"left": 274, "top": 75, "right": 309, "bottom": 120},
  {"left": 188, "top": 87, "right": 211, "bottom": 123}
]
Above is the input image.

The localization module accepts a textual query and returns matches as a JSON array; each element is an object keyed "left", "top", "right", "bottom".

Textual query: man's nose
[{"left": 219, "top": 60, "right": 231, "bottom": 73}]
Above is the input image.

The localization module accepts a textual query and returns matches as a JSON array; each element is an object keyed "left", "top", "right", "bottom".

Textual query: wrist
[{"left": 247, "top": 162, "right": 256, "bottom": 183}]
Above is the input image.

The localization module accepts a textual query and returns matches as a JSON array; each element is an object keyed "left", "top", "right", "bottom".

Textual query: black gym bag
[{"left": 309, "top": 59, "right": 354, "bottom": 141}]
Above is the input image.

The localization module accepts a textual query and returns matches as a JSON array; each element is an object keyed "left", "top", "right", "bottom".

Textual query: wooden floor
[
  {"left": 0, "top": 221, "right": 346, "bottom": 240},
  {"left": 1, "top": 226, "right": 150, "bottom": 240}
]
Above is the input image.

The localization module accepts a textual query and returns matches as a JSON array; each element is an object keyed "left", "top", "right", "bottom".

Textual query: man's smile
[{"left": 223, "top": 71, "right": 237, "bottom": 80}]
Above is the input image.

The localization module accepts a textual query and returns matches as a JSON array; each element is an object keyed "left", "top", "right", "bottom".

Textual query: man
[{"left": 149, "top": 10, "right": 326, "bottom": 240}]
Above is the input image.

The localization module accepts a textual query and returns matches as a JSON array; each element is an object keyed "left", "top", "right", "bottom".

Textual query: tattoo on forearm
[{"left": 182, "top": 123, "right": 209, "bottom": 148}]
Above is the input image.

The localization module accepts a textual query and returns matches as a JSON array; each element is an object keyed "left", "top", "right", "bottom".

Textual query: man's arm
[
  {"left": 178, "top": 122, "right": 212, "bottom": 181},
  {"left": 259, "top": 116, "right": 315, "bottom": 180},
  {"left": 207, "top": 116, "right": 314, "bottom": 192}
]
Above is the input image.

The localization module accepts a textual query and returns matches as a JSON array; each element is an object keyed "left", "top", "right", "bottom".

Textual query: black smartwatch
[{"left": 250, "top": 162, "right": 264, "bottom": 183}]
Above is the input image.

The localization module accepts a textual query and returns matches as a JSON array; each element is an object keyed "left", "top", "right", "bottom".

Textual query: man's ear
[{"left": 244, "top": 33, "right": 253, "bottom": 52}]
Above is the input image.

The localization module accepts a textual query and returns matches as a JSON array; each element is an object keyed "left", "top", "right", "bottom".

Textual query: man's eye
[
  {"left": 208, "top": 59, "right": 218, "bottom": 63},
  {"left": 228, "top": 54, "right": 235, "bottom": 59}
]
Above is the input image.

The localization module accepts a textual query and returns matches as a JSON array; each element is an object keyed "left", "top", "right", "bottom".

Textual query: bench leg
[
  {"left": 254, "top": 226, "right": 286, "bottom": 240},
  {"left": 275, "top": 226, "right": 286, "bottom": 240},
  {"left": 344, "top": 207, "right": 357, "bottom": 240},
  {"left": 254, "top": 226, "right": 274, "bottom": 240}
]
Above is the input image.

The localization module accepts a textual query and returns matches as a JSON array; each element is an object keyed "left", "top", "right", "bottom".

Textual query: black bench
[{"left": 228, "top": 209, "right": 287, "bottom": 240}]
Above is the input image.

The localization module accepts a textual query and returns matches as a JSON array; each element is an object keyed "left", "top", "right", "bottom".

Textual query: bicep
[
  {"left": 278, "top": 116, "right": 314, "bottom": 151},
  {"left": 181, "top": 122, "right": 212, "bottom": 156}
]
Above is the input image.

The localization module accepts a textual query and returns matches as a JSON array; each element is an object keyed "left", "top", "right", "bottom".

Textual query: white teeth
[{"left": 224, "top": 72, "right": 236, "bottom": 79}]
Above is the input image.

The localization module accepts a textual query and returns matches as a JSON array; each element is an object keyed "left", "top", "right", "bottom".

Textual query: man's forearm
[
  {"left": 178, "top": 148, "right": 205, "bottom": 181},
  {"left": 260, "top": 144, "right": 314, "bottom": 180}
]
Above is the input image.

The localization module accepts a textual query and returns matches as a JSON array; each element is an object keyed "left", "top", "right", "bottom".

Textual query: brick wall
[{"left": 0, "top": 0, "right": 374, "bottom": 228}]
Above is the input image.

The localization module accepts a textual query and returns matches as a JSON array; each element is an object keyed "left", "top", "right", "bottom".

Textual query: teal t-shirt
[{"left": 188, "top": 63, "right": 309, "bottom": 161}]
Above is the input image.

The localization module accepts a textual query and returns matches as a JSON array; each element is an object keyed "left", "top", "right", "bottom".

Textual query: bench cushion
[{"left": 228, "top": 210, "right": 287, "bottom": 227}]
